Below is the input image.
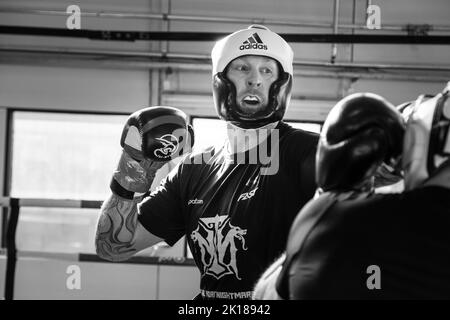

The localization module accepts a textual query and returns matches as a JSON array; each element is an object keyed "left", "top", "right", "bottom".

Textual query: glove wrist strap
[{"left": 110, "top": 178, "right": 135, "bottom": 200}]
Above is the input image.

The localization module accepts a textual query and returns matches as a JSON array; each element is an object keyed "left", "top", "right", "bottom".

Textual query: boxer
[{"left": 95, "top": 25, "right": 319, "bottom": 299}]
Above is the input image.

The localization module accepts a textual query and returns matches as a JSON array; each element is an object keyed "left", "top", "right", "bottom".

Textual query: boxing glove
[
  {"left": 121, "top": 106, "right": 194, "bottom": 162},
  {"left": 111, "top": 106, "right": 194, "bottom": 199},
  {"left": 317, "top": 93, "right": 405, "bottom": 192}
]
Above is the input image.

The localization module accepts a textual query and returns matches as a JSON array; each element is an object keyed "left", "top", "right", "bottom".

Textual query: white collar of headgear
[{"left": 225, "top": 120, "right": 279, "bottom": 154}]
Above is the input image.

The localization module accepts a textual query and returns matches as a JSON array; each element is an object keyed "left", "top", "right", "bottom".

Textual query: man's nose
[{"left": 246, "top": 71, "right": 262, "bottom": 88}]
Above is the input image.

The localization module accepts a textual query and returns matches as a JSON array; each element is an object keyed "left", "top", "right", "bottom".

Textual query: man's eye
[{"left": 236, "top": 65, "right": 249, "bottom": 71}]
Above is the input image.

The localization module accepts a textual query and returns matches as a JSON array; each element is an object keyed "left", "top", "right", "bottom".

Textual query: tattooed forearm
[{"left": 95, "top": 194, "right": 141, "bottom": 261}]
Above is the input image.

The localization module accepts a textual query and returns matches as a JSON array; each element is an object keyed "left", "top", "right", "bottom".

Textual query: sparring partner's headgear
[
  {"left": 402, "top": 82, "right": 450, "bottom": 190},
  {"left": 317, "top": 93, "right": 406, "bottom": 192},
  {"left": 211, "top": 25, "right": 294, "bottom": 128}
]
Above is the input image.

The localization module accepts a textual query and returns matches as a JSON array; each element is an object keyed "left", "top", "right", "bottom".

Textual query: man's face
[{"left": 226, "top": 55, "right": 280, "bottom": 116}]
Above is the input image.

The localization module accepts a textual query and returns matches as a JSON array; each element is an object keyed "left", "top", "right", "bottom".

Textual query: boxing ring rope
[
  {"left": 0, "top": 197, "right": 194, "bottom": 300},
  {"left": 0, "top": 197, "right": 103, "bottom": 209},
  {"left": 2, "top": 198, "right": 18, "bottom": 301}
]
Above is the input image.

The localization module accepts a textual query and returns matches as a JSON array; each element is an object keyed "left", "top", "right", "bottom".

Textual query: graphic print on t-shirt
[{"left": 190, "top": 214, "right": 247, "bottom": 280}]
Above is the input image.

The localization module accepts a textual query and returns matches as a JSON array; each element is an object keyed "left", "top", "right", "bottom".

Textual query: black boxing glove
[
  {"left": 121, "top": 106, "right": 193, "bottom": 161},
  {"left": 111, "top": 106, "right": 194, "bottom": 199},
  {"left": 317, "top": 93, "right": 405, "bottom": 192}
]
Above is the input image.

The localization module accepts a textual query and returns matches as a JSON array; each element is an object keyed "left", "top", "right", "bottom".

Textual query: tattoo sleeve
[{"left": 95, "top": 194, "right": 141, "bottom": 261}]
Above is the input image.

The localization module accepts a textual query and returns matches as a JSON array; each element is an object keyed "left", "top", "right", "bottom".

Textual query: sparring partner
[
  {"left": 253, "top": 92, "right": 405, "bottom": 299},
  {"left": 95, "top": 25, "right": 319, "bottom": 299},
  {"left": 261, "top": 83, "right": 450, "bottom": 299}
]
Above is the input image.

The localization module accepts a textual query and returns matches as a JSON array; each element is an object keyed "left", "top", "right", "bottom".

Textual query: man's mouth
[{"left": 242, "top": 95, "right": 261, "bottom": 106}]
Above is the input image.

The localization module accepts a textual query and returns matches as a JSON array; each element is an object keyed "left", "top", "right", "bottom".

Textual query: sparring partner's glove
[
  {"left": 372, "top": 100, "right": 415, "bottom": 189},
  {"left": 110, "top": 106, "right": 194, "bottom": 200},
  {"left": 316, "top": 93, "right": 405, "bottom": 193}
]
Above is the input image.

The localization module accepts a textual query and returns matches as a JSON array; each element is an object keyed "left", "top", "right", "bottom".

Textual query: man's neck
[{"left": 225, "top": 121, "right": 279, "bottom": 154}]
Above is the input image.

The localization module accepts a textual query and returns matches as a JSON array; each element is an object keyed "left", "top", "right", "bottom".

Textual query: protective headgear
[
  {"left": 317, "top": 93, "right": 405, "bottom": 192},
  {"left": 211, "top": 25, "right": 294, "bottom": 128},
  {"left": 402, "top": 82, "right": 450, "bottom": 190}
]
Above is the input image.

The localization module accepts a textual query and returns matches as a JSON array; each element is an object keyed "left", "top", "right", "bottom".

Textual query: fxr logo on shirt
[{"left": 237, "top": 187, "right": 258, "bottom": 202}]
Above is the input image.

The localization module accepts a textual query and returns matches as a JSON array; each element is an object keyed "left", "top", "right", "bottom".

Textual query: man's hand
[
  {"left": 111, "top": 106, "right": 194, "bottom": 199},
  {"left": 96, "top": 106, "right": 194, "bottom": 262},
  {"left": 112, "top": 151, "right": 165, "bottom": 196}
]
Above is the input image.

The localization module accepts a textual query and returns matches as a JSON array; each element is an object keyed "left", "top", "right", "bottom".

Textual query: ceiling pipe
[
  {"left": 1, "top": 46, "right": 449, "bottom": 72},
  {"left": 1, "top": 47, "right": 450, "bottom": 82},
  {"left": 1, "top": 8, "right": 450, "bottom": 33},
  {"left": 2, "top": 26, "right": 449, "bottom": 44}
]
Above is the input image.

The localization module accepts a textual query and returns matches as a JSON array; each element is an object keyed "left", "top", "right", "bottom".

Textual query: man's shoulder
[
  {"left": 166, "top": 145, "right": 224, "bottom": 187},
  {"left": 179, "top": 144, "right": 224, "bottom": 166},
  {"left": 277, "top": 122, "right": 319, "bottom": 164},
  {"left": 278, "top": 122, "right": 319, "bottom": 148}
]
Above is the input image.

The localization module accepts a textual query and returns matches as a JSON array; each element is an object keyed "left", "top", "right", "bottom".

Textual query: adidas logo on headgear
[{"left": 239, "top": 33, "right": 268, "bottom": 50}]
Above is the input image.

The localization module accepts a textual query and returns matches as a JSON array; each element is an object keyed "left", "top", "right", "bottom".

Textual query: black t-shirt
[
  {"left": 137, "top": 121, "right": 318, "bottom": 299},
  {"left": 277, "top": 186, "right": 450, "bottom": 299}
]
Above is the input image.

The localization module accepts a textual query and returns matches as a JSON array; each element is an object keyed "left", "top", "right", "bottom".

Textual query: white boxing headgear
[
  {"left": 211, "top": 25, "right": 294, "bottom": 128},
  {"left": 211, "top": 25, "right": 294, "bottom": 76}
]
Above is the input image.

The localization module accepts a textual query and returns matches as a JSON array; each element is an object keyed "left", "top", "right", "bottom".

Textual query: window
[
  {"left": 9, "top": 111, "right": 127, "bottom": 253},
  {"left": 16, "top": 207, "right": 99, "bottom": 253},
  {"left": 10, "top": 111, "right": 127, "bottom": 200},
  {"left": 8, "top": 111, "right": 186, "bottom": 256}
]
